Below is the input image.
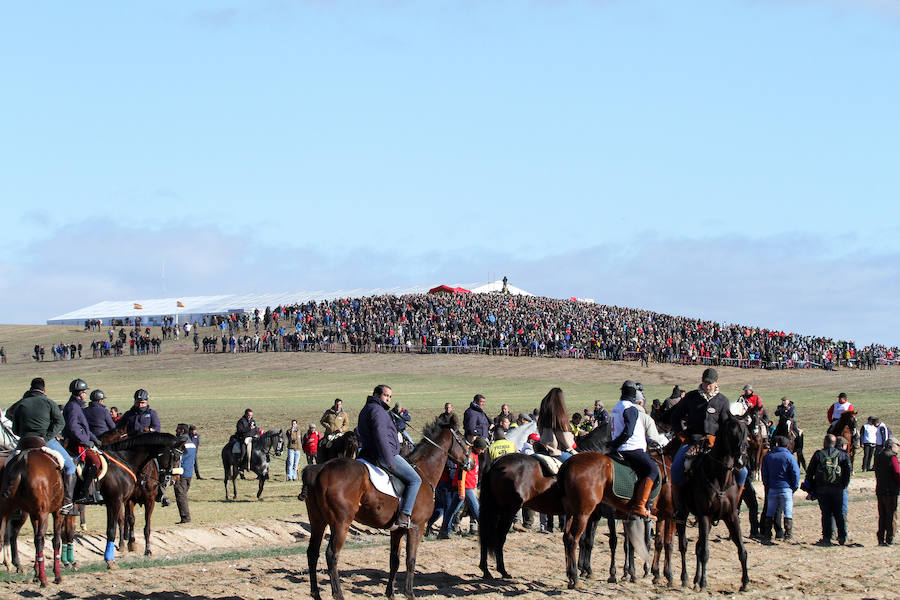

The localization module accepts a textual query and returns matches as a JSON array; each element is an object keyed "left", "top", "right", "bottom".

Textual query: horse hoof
[
  {"left": 568, "top": 581, "right": 582, "bottom": 590},
  {"left": 144, "top": 550, "right": 152, "bottom": 557},
  {"left": 127, "top": 542, "right": 136, "bottom": 552},
  {"left": 55, "top": 576, "right": 63, "bottom": 584},
  {"left": 607, "top": 576, "right": 616, "bottom": 584},
  {"left": 16, "top": 566, "right": 24, "bottom": 574},
  {"left": 39, "top": 579, "right": 48, "bottom": 588},
  {"left": 480, "top": 570, "right": 493, "bottom": 580},
  {"left": 106, "top": 560, "right": 117, "bottom": 570},
  {"left": 71, "top": 563, "right": 79, "bottom": 572},
  {"left": 500, "top": 571, "right": 512, "bottom": 580}
]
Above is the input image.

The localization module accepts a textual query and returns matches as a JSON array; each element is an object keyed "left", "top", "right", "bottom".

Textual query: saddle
[
  {"left": 358, "top": 458, "right": 404, "bottom": 498},
  {"left": 608, "top": 454, "right": 661, "bottom": 503},
  {"left": 75, "top": 449, "right": 109, "bottom": 481},
  {"left": 6, "top": 437, "right": 66, "bottom": 471},
  {"left": 532, "top": 453, "right": 563, "bottom": 476}
]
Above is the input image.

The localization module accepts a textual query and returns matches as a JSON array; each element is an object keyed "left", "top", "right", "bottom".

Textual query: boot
[
  {"left": 760, "top": 516, "right": 773, "bottom": 544},
  {"left": 61, "top": 474, "right": 78, "bottom": 516},
  {"left": 390, "top": 512, "right": 416, "bottom": 531},
  {"left": 774, "top": 516, "right": 784, "bottom": 540},
  {"left": 783, "top": 517, "right": 793, "bottom": 542},
  {"left": 628, "top": 478, "right": 657, "bottom": 520}
]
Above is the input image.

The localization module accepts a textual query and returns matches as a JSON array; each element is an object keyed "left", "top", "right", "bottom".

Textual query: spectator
[
  {"left": 761, "top": 436, "right": 802, "bottom": 543},
  {"left": 285, "top": 419, "right": 301, "bottom": 480},
  {"left": 302, "top": 424, "right": 322, "bottom": 465},
  {"left": 445, "top": 437, "right": 486, "bottom": 537},
  {"left": 320, "top": 398, "right": 349, "bottom": 439},
  {"left": 805, "top": 434, "right": 852, "bottom": 546},
  {"left": 874, "top": 437, "right": 900, "bottom": 546},
  {"left": 463, "top": 394, "right": 491, "bottom": 443},
  {"left": 862, "top": 417, "right": 878, "bottom": 472},
  {"left": 174, "top": 423, "right": 196, "bottom": 524},
  {"left": 188, "top": 424, "right": 203, "bottom": 480},
  {"left": 488, "top": 428, "right": 516, "bottom": 461}
]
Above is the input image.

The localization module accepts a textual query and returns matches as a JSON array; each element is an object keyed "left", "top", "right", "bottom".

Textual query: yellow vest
[{"left": 489, "top": 439, "right": 516, "bottom": 460}]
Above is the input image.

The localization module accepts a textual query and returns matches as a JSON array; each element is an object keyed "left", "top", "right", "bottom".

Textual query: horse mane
[
  {"left": 102, "top": 432, "right": 177, "bottom": 452},
  {"left": 423, "top": 413, "right": 459, "bottom": 438}
]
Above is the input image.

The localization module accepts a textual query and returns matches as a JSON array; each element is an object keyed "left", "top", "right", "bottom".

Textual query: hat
[
  {"left": 528, "top": 433, "right": 540, "bottom": 442},
  {"left": 670, "top": 386, "right": 683, "bottom": 398},
  {"left": 702, "top": 368, "right": 718, "bottom": 384},
  {"left": 838, "top": 392, "right": 847, "bottom": 399},
  {"left": 473, "top": 437, "right": 489, "bottom": 450},
  {"left": 742, "top": 384, "right": 753, "bottom": 392},
  {"left": 518, "top": 412, "right": 532, "bottom": 422},
  {"left": 308, "top": 423, "right": 316, "bottom": 429},
  {"left": 621, "top": 380, "right": 637, "bottom": 399}
]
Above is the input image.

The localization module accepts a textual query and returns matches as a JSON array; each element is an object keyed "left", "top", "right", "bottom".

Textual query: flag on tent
[
  {"left": 176, "top": 301, "right": 185, "bottom": 308},
  {"left": 133, "top": 303, "right": 143, "bottom": 310}
]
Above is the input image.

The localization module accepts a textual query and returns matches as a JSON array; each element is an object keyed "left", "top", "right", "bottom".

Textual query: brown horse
[
  {"left": 675, "top": 417, "right": 750, "bottom": 591},
  {"left": 95, "top": 433, "right": 183, "bottom": 567},
  {"left": 556, "top": 452, "right": 651, "bottom": 590},
  {"left": 315, "top": 431, "right": 359, "bottom": 463},
  {"left": 302, "top": 418, "right": 472, "bottom": 600},
  {"left": 120, "top": 459, "right": 164, "bottom": 555},
  {"left": 831, "top": 410, "right": 857, "bottom": 469},
  {"left": 0, "top": 437, "right": 64, "bottom": 586}
]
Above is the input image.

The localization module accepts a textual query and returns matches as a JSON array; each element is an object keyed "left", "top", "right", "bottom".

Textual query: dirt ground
[{"left": 2, "top": 485, "right": 897, "bottom": 600}]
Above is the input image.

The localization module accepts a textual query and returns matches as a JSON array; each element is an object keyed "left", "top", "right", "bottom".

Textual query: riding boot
[
  {"left": 748, "top": 508, "right": 761, "bottom": 539},
  {"left": 761, "top": 516, "right": 773, "bottom": 543},
  {"left": 774, "top": 516, "right": 784, "bottom": 540},
  {"left": 628, "top": 478, "right": 657, "bottom": 520},
  {"left": 783, "top": 517, "right": 793, "bottom": 542},
  {"left": 61, "top": 474, "right": 78, "bottom": 516}
]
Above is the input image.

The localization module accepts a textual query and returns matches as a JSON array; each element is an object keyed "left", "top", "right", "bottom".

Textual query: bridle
[{"left": 412, "top": 428, "right": 472, "bottom": 492}]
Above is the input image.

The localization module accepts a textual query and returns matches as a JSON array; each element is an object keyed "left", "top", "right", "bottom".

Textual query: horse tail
[
  {"left": 622, "top": 518, "right": 651, "bottom": 565},
  {"left": 478, "top": 470, "right": 502, "bottom": 561},
  {"left": 298, "top": 463, "right": 324, "bottom": 502}
]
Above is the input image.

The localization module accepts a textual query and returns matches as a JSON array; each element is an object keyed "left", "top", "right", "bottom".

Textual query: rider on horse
[
  {"left": 234, "top": 408, "right": 261, "bottom": 470},
  {"left": 609, "top": 380, "right": 659, "bottom": 519},
  {"left": 670, "top": 368, "right": 748, "bottom": 488},
  {"left": 84, "top": 389, "right": 116, "bottom": 439},
  {"left": 357, "top": 384, "right": 421, "bottom": 530},
  {"left": 319, "top": 398, "right": 349, "bottom": 448},
  {"left": 774, "top": 396, "right": 802, "bottom": 438},
  {"left": 740, "top": 384, "right": 770, "bottom": 428},
  {"left": 61, "top": 378, "right": 104, "bottom": 505},
  {"left": 3, "top": 378, "right": 77, "bottom": 514},
  {"left": 120, "top": 389, "right": 162, "bottom": 435}
]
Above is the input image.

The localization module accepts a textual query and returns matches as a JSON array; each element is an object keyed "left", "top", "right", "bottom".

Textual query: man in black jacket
[{"left": 804, "top": 434, "right": 852, "bottom": 546}]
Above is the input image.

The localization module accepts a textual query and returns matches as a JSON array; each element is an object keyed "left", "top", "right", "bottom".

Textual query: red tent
[{"left": 428, "top": 285, "right": 471, "bottom": 295}]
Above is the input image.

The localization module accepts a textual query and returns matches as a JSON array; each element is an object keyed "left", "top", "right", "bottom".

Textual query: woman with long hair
[{"left": 537, "top": 387, "right": 576, "bottom": 461}]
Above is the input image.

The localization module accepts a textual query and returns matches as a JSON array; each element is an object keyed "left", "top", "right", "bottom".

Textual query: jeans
[
  {"left": 765, "top": 487, "right": 794, "bottom": 519},
  {"left": 392, "top": 455, "right": 422, "bottom": 516},
  {"left": 13, "top": 438, "right": 77, "bottom": 475},
  {"left": 672, "top": 443, "right": 747, "bottom": 486},
  {"left": 285, "top": 449, "right": 300, "bottom": 480},
  {"left": 447, "top": 488, "right": 480, "bottom": 533},
  {"left": 560, "top": 451, "right": 573, "bottom": 462},
  {"left": 427, "top": 481, "right": 455, "bottom": 532}
]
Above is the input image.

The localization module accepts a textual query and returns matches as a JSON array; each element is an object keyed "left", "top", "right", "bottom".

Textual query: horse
[
  {"left": 120, "top": 456, "right": 167, "bottom": 556},
  {"left": 556, "top": 451, "right": 651, "bottom": 589},
  {"left": 221, "top": 429, "right": 284, "bottom": 501},
  {"left": 830, "top": 410, "right": 857, "bottom": 469},
  {"left": 0, "top": 437, "right": 64, "bottom": 586},
  {"left": 675, "top": 417, "right": 750, "bottom": 591},
  {"left": 302, "top": 417, "right": 472, "bottom": 600},
  {"left": 316, "top": 431, "right": 359, "bottom": 463},
  {"left": 739, "top": 407, "right": 768, "bottom": 538},
  {"left": 95, "top": 433, "right": 183, "bottom": 567},
  {"left": 773, "top": 416, "right": 806, "bottom": 471}
]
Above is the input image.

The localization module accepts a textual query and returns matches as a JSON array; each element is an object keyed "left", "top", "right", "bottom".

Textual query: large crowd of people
[{"left": 24, "top": 292, "right": 895, "bottom": 373}]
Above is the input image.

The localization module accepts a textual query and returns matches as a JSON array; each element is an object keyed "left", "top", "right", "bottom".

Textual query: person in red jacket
[
  {"left": 444, "top": 437, "right": 487, "bottom": 537},
  {"left": 301, "top": 424, "right": 323, "bottom": 465}
]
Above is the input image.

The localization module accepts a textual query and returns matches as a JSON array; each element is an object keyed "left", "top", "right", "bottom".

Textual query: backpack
[{"left": 815, "top": 449, "right": 841, "bottom": 485}]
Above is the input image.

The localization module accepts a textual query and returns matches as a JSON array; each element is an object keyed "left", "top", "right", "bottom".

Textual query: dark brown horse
[
  {"left": 120, "top": 458, "right": 166, "bottom": 556},
  {"left": 221, "top": 429, "right": 284, "bottom": 501},
  {"left": 95, "top": 433, "right": 183, "bottom": 567},
  {"left": 316, "top": 431, "right": 359, "bottom": 463},
  {"left": 773, "top": 416, "right": 806, "bottom": 471},
  {"left": 0, "top": 437, "right": 64, "bottom": 586},
  {"left": 556, "top": 452, "right": 650, "bottom": 590},
  {"left": 302, "top": 418, "right": 472, "bottom": 600},
  {"left": 675, "top": 417, "right": 750, "bottom": 591}
]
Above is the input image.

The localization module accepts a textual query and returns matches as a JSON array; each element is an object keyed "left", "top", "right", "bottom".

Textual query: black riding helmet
[
  {"left": 621, "top": 380, "right": 637, "bottom": 399},
  {"left": 134, "top": 389, "right": 149, "bottom": 403},
  {"left": 89, "top": 389, "right": 105, "bottom": 403},
  {"left": 69, "top": 378, "right": 89, "bottom": 394}
]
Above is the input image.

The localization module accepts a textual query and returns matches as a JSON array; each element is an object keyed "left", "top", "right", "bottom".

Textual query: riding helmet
[
  {"left": 621, "top": 380, "right": 637, "bottom": 398},
  {"left": 134, "top": 388, "right": 150, "bottom": 402},
  {"left": 89, "top": 389, "right": 106, "bottom": 402},
  {"left": 69, "top": 378, "right": 89, "bottom": 394}
]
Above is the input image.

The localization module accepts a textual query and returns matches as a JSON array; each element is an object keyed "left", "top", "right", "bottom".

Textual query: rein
[
  {"left": 103, "top": 452, "right": 137, "bottom": 483},
  {"left": 411, "top": 430, "right": 469, "bottom": 494}
]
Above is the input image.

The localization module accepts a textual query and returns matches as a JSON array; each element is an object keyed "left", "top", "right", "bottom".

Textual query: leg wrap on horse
[{"left": 104, "top": 541, "right": 115, "bottom": 562}]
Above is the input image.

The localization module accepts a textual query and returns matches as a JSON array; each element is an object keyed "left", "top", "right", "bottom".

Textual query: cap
[
  {"left": 702, "top": 368, "right": 719, "bottom": 384},
  {"left": 742, "top": 384, "right": 753, "bottom": 392},
  {"left": 838, "top": 392, "right": 847, "bottom": 399},
  {"left": 518, "top": 413, "right": 532, "bottom": 422},
  {"left": 528, "top": 433, "right": 540, "bottom": 442},
  {"left": 309, "top": 423, "right": 316, "bottom": 429}
]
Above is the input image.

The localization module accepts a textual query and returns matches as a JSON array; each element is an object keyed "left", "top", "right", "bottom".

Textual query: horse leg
[
  {"left": 306, "top": 515, "right": 326, "bottom": 600},
  {"left": 143, "top": 500, "right": 155, "bottom": 556},
  {"left": 676, "top": 517, "right": 688, "bottom": 588},
  {"left": 31, "top": 513, "right": 48, "bottom": 587},
  {"left": 664, "top": 519, "right": 675, "bottom": 587},
  {"left": 495, "top": 509, "right": 516, "bottom": 579},
  {"left": 577, "top": 515, "right": 597, "bottom": 579},
  {"left": 256, "top": 473, "right": 265, "bottom": 500},
  {"left": 606, "top": 514, "right": 617, "bottom": 583},
  {"left": 105, "top": 501, "right": 122, "bottom": 568},
  {"left": 403, "top": 528, "right": 425, "bottom": 600},
  {"left": 643, "top": 519, "right": 652, "bottom": 578},
  {"left": 651, "top": 519, "right": 663, "bottom": 584},
  {"left": 563, "top": 514, "right": 588, "bottom": 589},
  {"left": 387, "top": 530, "right": 403, "bottom": 599},
  {"left": 52, "top": 511, "right": 62, "bottom": 584},
  {"left": 725, "top": 512, "right": 749, "bottom": 591},
  {"left": 325, "top": 523, "right": 350, "bottom": 600},
  {"left": 223, "top": 464, "right": 230, "bottom": 501},
  {"left": 693, "top": 515, "right": 710, "bottom": 590},
  {"left": 125, "top": 501, "right": 136, "bottom": 553}
]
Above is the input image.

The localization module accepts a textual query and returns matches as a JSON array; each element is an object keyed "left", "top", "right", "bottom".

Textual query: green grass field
[{"left": 1, "top": 324, "right": 898, "bottom": 528}]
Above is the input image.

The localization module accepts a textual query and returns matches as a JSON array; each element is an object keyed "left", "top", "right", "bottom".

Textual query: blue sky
[{"left": 1, "top": 1, "right": 898, "bottom": 345}]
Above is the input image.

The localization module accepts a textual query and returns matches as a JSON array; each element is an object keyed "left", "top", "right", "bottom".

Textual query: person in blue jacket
[
  {"left": 62, "top": 378, "right": 103, "bottom": 505},
  {"left": 84, "top": 389, "right": 116, "bottom": 439},
  {"left": 761, "top": 435, "right": 802, "bottom": 543},
  {"left": 357, "top": 384, "right": 422, "bottom": 530},
  {"left": 174, "top": 423, "right": 197, "bottom": 524}
]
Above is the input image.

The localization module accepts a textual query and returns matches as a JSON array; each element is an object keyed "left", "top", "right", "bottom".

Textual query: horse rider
[
  {"left": 740, "top": 384, "right": 770, "bottom": 426},
  {"left": 633, "top": 394, "right": 670, "bottom": 448},
  {"left": 84, "top": 389, "right": 116, "bottom": 440},
  {"left": 592, "top": 399, "right": 610, "bottom": 426},
  {"left": 391, "top": 402, "right": 414, "bottom": 447},
  {"left": 774, "top": 396, "right": 802, "bottom": 438},
  {"left": 62, "top": 378, "right": 104, "bottom": 505},
  {"left": 3, "top": 378, "right": 77, "bottom": 515},
  {"left": 120, "top": 389, "right": 161, "bottom": 436},
  {"left": 669, "top": 368, "right": 748, "bottom": 488},
  {"left": 320, "top": 398, "right": 349, "bottom": 448},
  {"left": 357, "top": 384, "right": 421, "bottom": 530},
  {"left": 537, "top": 387, "right": 577, "bottom": 461},
  {"left": 609, "top": 380, "right": 659, "bottom": 519},
  {"left": 827, "top": 392, "right": 853, "bottom": 433},
  {"left": 234, "top": 408, "right": 261, "bottom": 471}
]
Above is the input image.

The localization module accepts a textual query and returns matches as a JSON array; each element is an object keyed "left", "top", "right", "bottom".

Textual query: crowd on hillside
[{"left": 30, "top": 292, "right": 897, "bottom": 371}]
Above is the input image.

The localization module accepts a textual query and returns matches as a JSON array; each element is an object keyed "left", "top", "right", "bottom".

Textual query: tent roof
[{"left": 428, "top": 285, "right": 471, "bottom": 294}]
